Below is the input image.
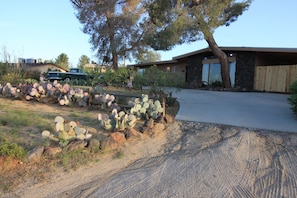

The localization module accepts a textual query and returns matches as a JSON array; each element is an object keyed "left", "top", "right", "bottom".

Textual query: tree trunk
[
  {"left": 205, "top": 35, "right": 231, "bottom": 88},
  {"left": 112, "top": 52, "right": 118, "bottom": 69}
]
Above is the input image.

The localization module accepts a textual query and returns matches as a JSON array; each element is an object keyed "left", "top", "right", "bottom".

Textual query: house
[
  {"left": 82, "top": 63, "right": 107, "bottom": 73},
  {"left": 21, "top": 63, "right": 68, "bottom": 74},
  {"left": 128, "top": 47, "right": 297, "bottom": 93}
]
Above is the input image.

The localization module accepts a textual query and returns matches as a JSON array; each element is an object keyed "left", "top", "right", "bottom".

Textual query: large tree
[
  {"left": 136, "top": 50, "right": 161, "bottom": 63},
  {"left": 78, "top": 55, "right": 90, "bottom": 68},
  {"left": 144, "top": 0, "right": 252, "bottom": 88},
  {"left": 71, "top": 0, "right": 147, "bottom": 69},
  {"left": 55, "top": 53, "right": 70, "bottom": 70}
]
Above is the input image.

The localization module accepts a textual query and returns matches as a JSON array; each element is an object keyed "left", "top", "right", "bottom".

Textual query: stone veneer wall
[
  {"left": 186, "top": 54, "right": 203, "bottom": 87},
  {"left": 235, "top": 52, "right": 256, "bottom": 91}
]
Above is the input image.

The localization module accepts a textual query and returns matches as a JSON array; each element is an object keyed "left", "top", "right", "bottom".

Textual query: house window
[
  {"left": 138, "top": 68, "right": 145, "bottom": 75},
  {"left": 202, "top": 61, "right": 236, "bottom": 87},
  {"left": 166, "top": 66, "right": 170, "bottom": 72},
  {"left": 172, "top": 66, "right": 176, "bottom": 73}
]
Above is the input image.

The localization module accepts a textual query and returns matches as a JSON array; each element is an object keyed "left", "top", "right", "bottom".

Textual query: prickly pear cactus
[
  {"left": 43, "top": 116, "right": 92, "bottom": 146},
  {"left": 127, "top": 94, "right": 163, "bottom": 120}
]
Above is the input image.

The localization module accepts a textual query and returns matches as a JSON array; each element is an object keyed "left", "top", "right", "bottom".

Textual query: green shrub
[
  {"left": 113, "top": 150, "right": 124, "bottom": 159},
  {"left": 23, "top": 70, "right": 41, "bottom": 81},
  {"left": 57, "top": 149, "right": 89, "bottom": 170},
  {"left": 0, "top": 142, "right": 26, "bottom": 159},
  {"left": 288, "top": 81, "right": 297, "bottom": 115},
  {"left": 211, "top": 80, "right": 223, "bottom": 88},
  {"left": 0, "top": 71, "right": 24, "bottom": 85},
  {"left": 133, "top": 65, "right": 184, "bottom": 95}
]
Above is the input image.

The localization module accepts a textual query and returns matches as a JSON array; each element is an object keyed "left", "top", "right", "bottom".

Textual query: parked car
[{"left": 46, "top": 68, "right": 91, "bottom": 81}]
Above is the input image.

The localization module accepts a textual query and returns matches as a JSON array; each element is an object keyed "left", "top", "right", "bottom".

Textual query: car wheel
[{"left": 65, "top": 78, "right": 71, "bottom": 82}]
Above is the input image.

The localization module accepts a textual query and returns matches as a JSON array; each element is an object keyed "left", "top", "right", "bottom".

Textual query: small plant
[
  {"left": 166, "top": 91, "right": 177, "bottom": 107},
  {"left": 113, "top": 150, "right": 124, "bottom": 159},
  {"left": 288, "top": 81, "right": 297, "bottom": 115},
  {"left": 0, "top": 142, "right": 26, "bottom": 159},
  {"left": 211, "top": 80, "right": 223, "bottom": 88},
  {"left": 58, "top": 139, "right": 70, "bottom": 148},
  {"left": 57, "top": 149, "right": 88, "bottom": 170}
]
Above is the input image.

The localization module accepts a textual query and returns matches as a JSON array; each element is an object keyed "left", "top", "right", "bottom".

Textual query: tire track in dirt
[
  {"left": 78, "top": 155, "right": 169, "bottom": 197},
  {"left": 279, "top": 147, "right": 297, "bottom": 196},
  {"left": 211, "top": 131, "right": 256, "bottom": 198},
  {"left": 248, "top": 132, "right": 297, "bottom": 198},
  {"left": 268, "top": 138, "right": 297, "bottom": 197}
]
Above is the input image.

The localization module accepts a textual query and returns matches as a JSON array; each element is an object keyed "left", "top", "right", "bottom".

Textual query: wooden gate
[{"left": 254, "top": 65, "right": 297, "bottom": 93}]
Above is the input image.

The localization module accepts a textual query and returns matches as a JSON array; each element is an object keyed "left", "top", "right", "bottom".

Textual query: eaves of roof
[
  {"left": 173, "top": 46, "right": 297, "bottom": 60},
  {"left": 25, "top": 63, "right": 69, "bottom": 72},
  {"left": 127, "top": 59, "right": 178, "bottom": 67}
]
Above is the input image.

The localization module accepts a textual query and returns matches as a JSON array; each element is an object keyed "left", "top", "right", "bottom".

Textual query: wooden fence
[{"left": 254, "top": 65, "right": 297, "bottom": 93}]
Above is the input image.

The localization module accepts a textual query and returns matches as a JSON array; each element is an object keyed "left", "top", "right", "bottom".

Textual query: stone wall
[
  {"left": 235, "top": 52, "right": 256, "bottom": 91},
  {"left": 185, "top": 55, "right": 203, "bottom": 87}
]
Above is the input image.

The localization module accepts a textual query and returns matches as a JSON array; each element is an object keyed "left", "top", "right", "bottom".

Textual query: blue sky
[{"left": 0, "top": 0, "right": 296, "bottom": 67}]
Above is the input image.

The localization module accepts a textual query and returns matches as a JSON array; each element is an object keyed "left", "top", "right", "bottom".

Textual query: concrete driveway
[{"left": 171, "top": 89, "right": 297, "bottom": 133}]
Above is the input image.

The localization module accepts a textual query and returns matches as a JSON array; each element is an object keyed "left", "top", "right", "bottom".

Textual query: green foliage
[
  {"left": 57, "top": 149, "right": 89, "bottom": 170},
  {"left": 133, "top": 65, "right": 184, "bottom": 93},
  {"left": 0, "top": 71, "right": 23, "bottom": 85},
  {"left": 72, "top": 0, "right": 146, "bottom": 69},
  {"left": 113, "top": 150, "right": 124, "bottom": 159},
  {"left": 58, "top": 139, "right": 70, "bottom": 148},
  {"left": 23, "top": 70, "right": 41, "bottom": 81},
  {"left": 78, "top": 55, "right": 90, "bottom": 68},
  {"left": 136, "top": 50, "right": 161, "bottom": 63},
  {"left": 0, "top": 110, "right": 49, "bottom": 128},
  {"left": 94, "top": 67, "right": 137, "bottom": 87},
  {"left": 0, "top": 141, "right": 26, "bottom": 159},
  {"left": 55, "top": 53, "right": 70, "bottom": 70},
  {"left": 0, "top": 62, "right": 41, "bottom": 85},
  {"left": 211, "top": 80, "right": 223, "bottom": 88},
  {"left": 0, "top": 109, "right": 52, "bottom": 152},
  {"left": 288, "top": 81, "right": 297, "bottom": 115},
  {"left": 145, "top": 0, "right": 252, "bottom": 50},
  {"left": 0, "top": 62, "right": 10, "bottom": 76}
]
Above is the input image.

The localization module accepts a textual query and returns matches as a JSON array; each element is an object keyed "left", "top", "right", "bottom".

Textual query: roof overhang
[
  {"left": 173, "top": 46, "right": 297, "bottom": 60},
  {"left": 128, "top": 46, "right": 297, "bottom": 67},
  {"left": 127, "top": 60, "right": 178, "bottom": 68}
]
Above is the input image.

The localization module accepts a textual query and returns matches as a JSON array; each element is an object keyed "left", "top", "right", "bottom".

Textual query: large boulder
[
  {"left": 128, "top": 128, "right": 143, "bottom": 138},
  {"left": 110, "top": 132, "right": 126, "bottom": 143},
  {"left": 26, "top": 146, "right": 45, "bottom": 163},
  {"left": 88, "top": 138, "right": 101, "bottom": 153},
  {"left": 44, "top": 146, "right": 62, "bottom": 157},
  {"left": 66, "top": 140, "right": 87, "bottom": 152},
  {"left": 101, "top": 137, "right": 118, "bottom": 151}
]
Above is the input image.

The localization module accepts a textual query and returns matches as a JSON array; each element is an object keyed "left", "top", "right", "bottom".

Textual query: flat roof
[
  {"left": 128, "top": 46, "right": 297, "bottom": 67},
  {"left": 173, "top": 46, "right": 297, "bottom": 60},
  {"left": 127, "top": 59, "right": 177, "bottom": 67}
]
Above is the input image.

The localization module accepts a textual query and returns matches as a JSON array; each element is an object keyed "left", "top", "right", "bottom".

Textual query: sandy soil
[
  {"left": 2, "top": 121, "right": 297, "bottom": 198},
  {"left": 1, "top": 99, "right": 297, "bottom": 198}
]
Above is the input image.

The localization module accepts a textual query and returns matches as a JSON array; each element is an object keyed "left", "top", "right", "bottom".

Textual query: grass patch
[
  {"left": 113, "top": 150, "right": 124, "bottom": 159},
  {"left": 56, "top": 149, "right": 102, "bottom": 171},
  {"left": 0, "top": 110, "right": 50, "bottom": 128}
]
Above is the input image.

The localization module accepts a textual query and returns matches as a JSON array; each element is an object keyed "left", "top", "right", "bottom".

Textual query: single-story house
[
  {"left": 22, "top": 63, "right": 68, "bottom": 74},
  {"left": 128, "top": 47, "right": 297, "bottom": 93},
  {"left": 83, "top": 63, "right": 107, "bottom": 73}
]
